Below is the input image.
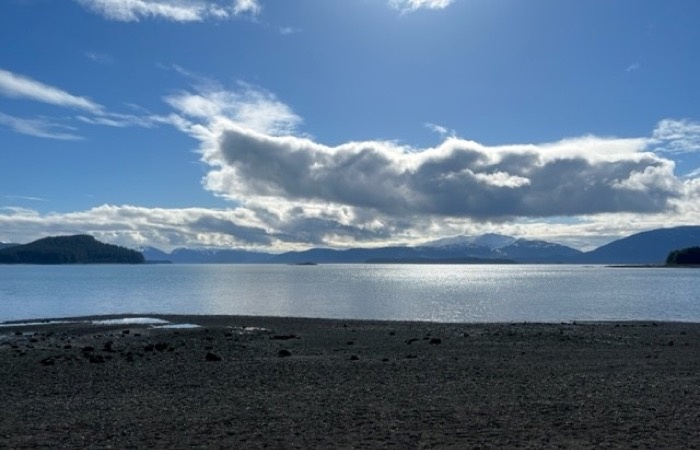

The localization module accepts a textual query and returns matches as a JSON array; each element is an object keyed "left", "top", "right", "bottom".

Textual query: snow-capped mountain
[{"left": 424, "top": 233, "right": 517, "bottom": 250}]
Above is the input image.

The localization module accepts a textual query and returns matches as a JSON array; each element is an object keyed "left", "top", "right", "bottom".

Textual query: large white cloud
[
  {"left": 75, "top": 0, "right": 260, "bottom": 22},
  {"left": 146, "top": 82, "right": 700, "bottom": 249},
  {"left": 197, "top": 124, "right": 679, "bottom": 220}
]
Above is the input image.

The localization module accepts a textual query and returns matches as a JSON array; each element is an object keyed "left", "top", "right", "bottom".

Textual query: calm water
[{"left": 1, "top": 264, "right": 699, "bottom": 323}]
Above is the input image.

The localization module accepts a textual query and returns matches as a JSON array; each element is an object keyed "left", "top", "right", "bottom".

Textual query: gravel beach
[{"left": 1, "top": 315, "right": 699, "bottom": 449}]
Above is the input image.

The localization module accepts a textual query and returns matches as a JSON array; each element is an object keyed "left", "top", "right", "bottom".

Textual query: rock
[
  {"left": 205, "top": 352, "right": 222, "bottom": 362},
  {"left": 350, "top": 355, "right": 359, "bottom": 361},
  {"left": 40, "top": 357, "right": 56, "bottom": 366},
  {"left": 81, "top": 346, "right": 95, "bottom": 353},
  {"left": 429, "top": 338, "right": 442, "bottom": 345},
  {"left": 278, "top": 349, "right": 292, "bottom": 358},
  {"left": 271, "top": 335, "right": 298, "bottom": 340},
  {"left": 143, "top": 344, "right": 155, "bottom": 352},
  {"left": 154, "top": 342, "right": 169, "bottom": 352},
  {"left": 88, "top": 354, "right": 106, "bottom": 364}
]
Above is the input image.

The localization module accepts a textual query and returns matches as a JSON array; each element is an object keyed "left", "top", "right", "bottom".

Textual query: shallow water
[{"left": 1, "top": 264, "right": 699, "bottom": 323}]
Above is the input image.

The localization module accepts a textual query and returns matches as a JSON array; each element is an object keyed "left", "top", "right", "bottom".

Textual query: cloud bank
[
  {"left": 143, "top": 81, "right": 700, "bottom": 249},
  {"left": 202, "top": 128, "right": 676, "bottom": 220},
  {"left": 2, "top": 70, "right": 698, "bottom": 250}
]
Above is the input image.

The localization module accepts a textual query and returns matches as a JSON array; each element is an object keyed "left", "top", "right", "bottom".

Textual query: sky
[{"left": 1, "top": 0, "right": 700, "bottom": 252}]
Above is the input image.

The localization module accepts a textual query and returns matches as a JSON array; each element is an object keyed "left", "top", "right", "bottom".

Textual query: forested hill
[{"left": 0, "top": 235, "right": 144, "bottom": 264}]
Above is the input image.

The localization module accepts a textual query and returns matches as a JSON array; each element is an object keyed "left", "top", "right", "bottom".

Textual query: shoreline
[{"left": 2, "top": 314, "right": 700, "bottom": 448}]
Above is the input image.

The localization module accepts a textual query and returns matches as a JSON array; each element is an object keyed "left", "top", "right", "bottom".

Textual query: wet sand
[{"left": 1, "top": 315, "right": 700, "bottom": 448}]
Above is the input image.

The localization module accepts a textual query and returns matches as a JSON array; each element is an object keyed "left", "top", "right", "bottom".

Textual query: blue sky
[{"left": 1, "top": 0, "right": 700, "bottom": 251}]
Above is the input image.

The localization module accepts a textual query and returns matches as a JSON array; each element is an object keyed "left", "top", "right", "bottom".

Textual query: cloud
[
  {"left": 389, "top": 0, "right": 455, "bottom": 12},
  {"left": 165, "top": 83, "right": 301, "bottom": 136},
  {"left": 149, "top": 79, "right": 700, "bottom": 249},
  {"left": 626, "top": 62, "right": 641, "bottom": 73},
  {"left": 0, "top": 205, "right": 277, "bottom": 251},
  {"left": 199, "top": 125, "right": 678, "bottom": 220},
  {"left": 84, "top": 51, "right": 116, "bottom": 65},
  {"left": 0, "top": 68, "right": 103, "bottom": 113},
  {"left": 425, "top": 122, "right": 454, "bottom": 138},
  {"left": 651, "top": 119, "right": 700, "bottom": 154},
  {"left": 75, "top": 0, "right": 260, "bottom": 22},
  {"left": 76, "top": 111, "right": 162, "bottom": 128},
  {"left": 0, "top": 112, "right": 83, "bottom": 140},
  {"left": 279, "top": 26, "right": 301, "bottom": 35}
]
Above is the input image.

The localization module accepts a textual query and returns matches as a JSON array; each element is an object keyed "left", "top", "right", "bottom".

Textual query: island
[
  {"left": 0, "top": 235, "right": 144, "bottom": 264},
  {"left": 666, "top": 246, "right": 700, "bottom": 266}
]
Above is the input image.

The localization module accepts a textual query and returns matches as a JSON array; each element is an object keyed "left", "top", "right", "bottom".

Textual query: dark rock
[
  {"left": 143, "top": 344, "right": 155, "bottom": 352},
  {"left": 122, "top": 330, "right": 130, "bottom": 335},
  {"left": 205, "top": 352, "right": 222, "bottom": 362},
  {"left": 88, "top": 354, "right": 106, "bottom": 364},
  {"left": 405, "top": 338, "right": 419, "bottom": 345},
  {"left": 154, "top": 342, "right": 169, "bottom": 352},
  {"left": 271, "top": 335, "right": 298, "bottom": 340},
  {"left": 350, "top": 355, "right": 359, "bottom": 361},
  {"left": 429, "top": 338, "right": 442, "bottom": 345},
  {"left": 278, "top": 349, "right": 292, "bottom": 358},
  {"left": 81, "top": 346, "right": 95, "bottom": 353},
  {"left": 40, "top": 357, "right": 56, "bottom": 366}
]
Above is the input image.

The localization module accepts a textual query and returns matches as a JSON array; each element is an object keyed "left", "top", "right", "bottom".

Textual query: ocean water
[{"left": 1, "top": 264, "right": 699, "bottom": 323}]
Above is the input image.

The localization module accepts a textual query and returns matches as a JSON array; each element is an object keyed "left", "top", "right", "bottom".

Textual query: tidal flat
[{"left": 1, "top": 315, "right": 699, "bottom": 448}]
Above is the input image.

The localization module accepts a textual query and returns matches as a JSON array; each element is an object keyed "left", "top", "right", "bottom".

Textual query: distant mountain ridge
[
  {"left": 142, "top": 234, "right": 582, "bottom": 264},
  {"left": 573, "top": 226, "right": 700, "bottom": 264},
  {"left": 139, "top": 226, "right": 700, "bottom": 265}
]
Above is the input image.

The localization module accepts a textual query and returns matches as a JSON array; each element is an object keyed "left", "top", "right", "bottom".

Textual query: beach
[{"left": 1, "top": 315, "right": 699, "bottom": 448}]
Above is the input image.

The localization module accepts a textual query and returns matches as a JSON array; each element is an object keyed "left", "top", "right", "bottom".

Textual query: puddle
[
  {"left": 153, "top": 323, "right": 201, "bottom": 329},
  {"left": 0, "top": 320, "right": 76, "bottom": 328},
  {"left": 229, "top": 326, "right": 270, "bottom": 334},
  {"left": 91, "top": 318, "right": 170, "bottom": 326}
]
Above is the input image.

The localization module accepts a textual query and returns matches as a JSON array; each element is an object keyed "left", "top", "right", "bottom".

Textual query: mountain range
[{"left": 140, "top": 226, "right": 700, "bottom": 265}]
